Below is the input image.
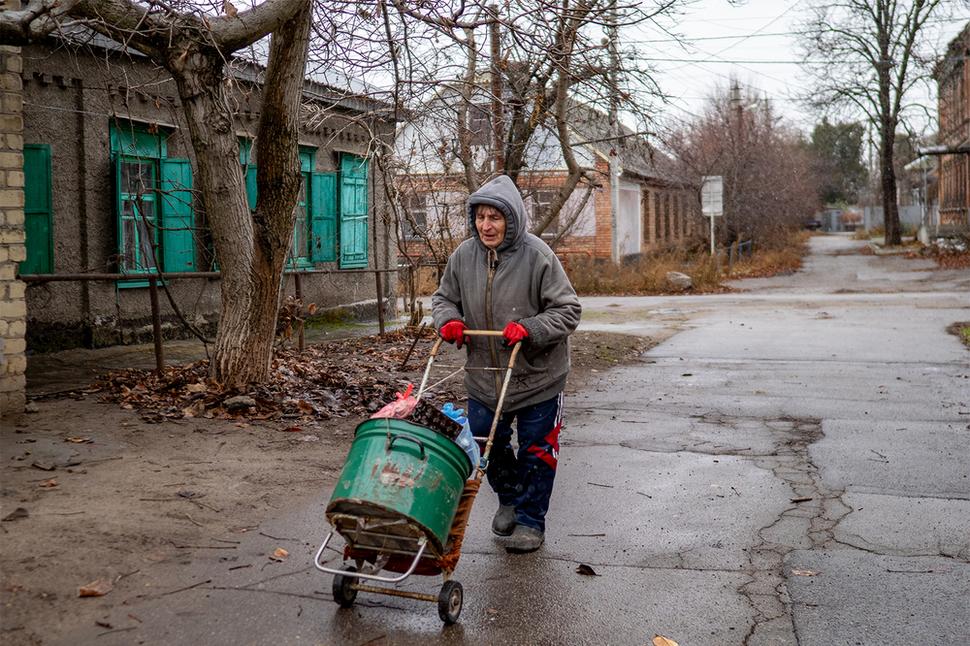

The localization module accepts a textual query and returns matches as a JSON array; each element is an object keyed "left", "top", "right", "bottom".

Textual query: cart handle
[
  {"left": 386, "top": 433, "right": 426, "bottom": 460},
  {"left": 418, "top": 330, "right": 520, "bottom": 399}
]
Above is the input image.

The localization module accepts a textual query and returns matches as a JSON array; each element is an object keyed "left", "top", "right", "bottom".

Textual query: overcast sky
[{"left": 629, "top": 0, "right": 969, "bottom": 136}]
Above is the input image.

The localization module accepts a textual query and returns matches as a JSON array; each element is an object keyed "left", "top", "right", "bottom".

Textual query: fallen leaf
[
  {"left": 280, "top": 426, "right": 303, "bottom": 433},
  {"left": 791, "top": 569, "right": 819, "bottom": 577},
  {"left": 269, "top": 547, "right": 289, "bottom": 562},
  {"left": 296, "top": 399, "right": 315, "bottom": 414},
  {"left": 38, "top": 478, "right": 58, "bottom": 488},
  {"left": 65, "top": 436, "right": 93, "bottom": 444},
  {"left": 95, "top": 620, "right": 112, "bottom": 629},
  {"left": 790, "top": 496, "right": 813, "bottom": 503},
  {"left": 78, "top": 578, "right": 113, "bottom": 597},
  {"left": 186, "top": 383, "right": 207, "bottom": 394},
  {"left": 575, "top": 563, "right": 599, "bottom": 576},
  {"left": 2, "top": 507, "right": 28, "bottom": 521},
  {"left": 652, "top": 636, "right": 679, "bottom": 646}
]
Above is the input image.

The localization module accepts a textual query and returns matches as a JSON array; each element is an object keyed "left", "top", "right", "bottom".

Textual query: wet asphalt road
[{"left": 68, "top": 235, "right": 970, "bottom": 645}]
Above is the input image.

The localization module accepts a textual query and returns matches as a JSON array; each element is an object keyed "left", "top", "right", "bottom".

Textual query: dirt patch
[{"left": 0, "top": 330, "right": 654, "bottom": 645}]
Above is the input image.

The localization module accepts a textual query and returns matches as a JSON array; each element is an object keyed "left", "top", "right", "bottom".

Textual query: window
[
  {"left": 467, "top": 104, "right": 492, "bottom": 147},
  {"left": 339, "top": 153, "right": 369, "bottom": 268},
  {"left": 118, "top": 159, "right": 158, "bottom": 272},
  {"left": 532, "top": 190, "right": 560, "bottom": 236},
  {"left": 111, "top": 122, "right": 196, "bottom": 283},
  {"left": 402, "top": 194, "right": 428, "bottom": 238},
  {"left": 240, "top": 138, "right": 339, "bottom": 264},
  {"left": 21, "top": 144, "right": 53, "bottom": 274}
]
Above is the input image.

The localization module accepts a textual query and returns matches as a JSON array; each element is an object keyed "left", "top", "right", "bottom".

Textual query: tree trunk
[
  {"left": 166, "top": 1, "right": 311, "bottom": 387},
  {"left": 167, "top": 54, "right": 272, "bottom": 386},
  {"left": 879, "top": 124, "right": 900, "bottom": 246}
]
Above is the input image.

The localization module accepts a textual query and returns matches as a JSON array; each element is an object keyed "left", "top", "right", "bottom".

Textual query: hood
[{"left": 467, "top": 175, "right": 527, "bottom": 252}]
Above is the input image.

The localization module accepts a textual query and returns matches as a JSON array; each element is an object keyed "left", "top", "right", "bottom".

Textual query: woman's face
[{"left": 475, "top": 205, "right": 507, "bottom": 249}]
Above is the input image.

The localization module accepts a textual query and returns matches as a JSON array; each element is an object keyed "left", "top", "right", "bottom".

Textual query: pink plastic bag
[{"left": 370, "top": 383, "right": 418, "bottom": 419}]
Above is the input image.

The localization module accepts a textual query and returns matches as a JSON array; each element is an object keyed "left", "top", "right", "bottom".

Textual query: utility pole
[
  {"left": 608, "top": 0, "right": 620, "bottom": 263},
  {"left": 489, "top": 4, "right": 504, "bottom": 174}
]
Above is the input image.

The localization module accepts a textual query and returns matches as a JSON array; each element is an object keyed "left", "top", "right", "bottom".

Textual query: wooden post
[
  {"left": 294, "top": 273, "right": 305, "bottom": 351},
  {"left": 147, "top": 276, "right": 165, "bottom": 375},
  {"left": 376, "top": 269, "right": 385, "bottom": 336}
]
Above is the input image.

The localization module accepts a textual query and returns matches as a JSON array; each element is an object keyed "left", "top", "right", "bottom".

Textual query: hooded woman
[{"left": 432, "top": 175, "right": 582, "bottom": 553}]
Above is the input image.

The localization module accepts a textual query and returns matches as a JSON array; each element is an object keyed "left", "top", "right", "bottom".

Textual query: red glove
[
  {"left": 502, "top": 321, "right": 529, "bottom": 347},
  {"left": 440, "top": 319, "right": 468, "bottom": 349}
]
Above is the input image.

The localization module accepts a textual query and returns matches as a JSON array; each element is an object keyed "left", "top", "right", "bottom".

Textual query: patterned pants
[{"left": 467, "top": 393, "right": 563, "bottom": 532}]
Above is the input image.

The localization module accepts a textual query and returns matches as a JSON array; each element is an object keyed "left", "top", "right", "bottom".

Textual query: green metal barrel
[{"left": 327, "top": 418, "right": 472, "bottom": 553}]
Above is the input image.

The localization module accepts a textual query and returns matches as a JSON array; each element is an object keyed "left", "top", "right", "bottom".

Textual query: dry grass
[
  {"left": 946, "top": 322, "right": 970, "bottom": 350},
  {"left": 726, "top": 244, "right": 805, "bottom": 279},
  {"left": 565, "top": 250, "right": 726, "bottom": 295}
]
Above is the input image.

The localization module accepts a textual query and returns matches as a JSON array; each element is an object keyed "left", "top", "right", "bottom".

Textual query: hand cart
[{"left": 314, "top": 330, "right": 520, "bottom": 624}]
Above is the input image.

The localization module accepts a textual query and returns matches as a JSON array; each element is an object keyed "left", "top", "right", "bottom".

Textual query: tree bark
[
  {"left": 164, "top": 1, "right": 311, "bottom": 387},
  {"left": 209, "top": 0, "right": 312, "bottom": 386},
  {"left": 880, "top": 123, "right": 900, "bottom": 246}
]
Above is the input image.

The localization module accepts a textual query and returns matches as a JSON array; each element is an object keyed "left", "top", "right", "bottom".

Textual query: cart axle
[{"left": 351, "top": 583, "right": 437, "bottom": 603}]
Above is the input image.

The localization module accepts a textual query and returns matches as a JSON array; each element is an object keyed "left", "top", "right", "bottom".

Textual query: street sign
[{"left": 701, "top": 176, "right": 723, "bottom": 217}]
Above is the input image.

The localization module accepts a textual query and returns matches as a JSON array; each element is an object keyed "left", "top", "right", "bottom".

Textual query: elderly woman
[{"left": 432, "top": 175, "right": 582, "bottom": 553}]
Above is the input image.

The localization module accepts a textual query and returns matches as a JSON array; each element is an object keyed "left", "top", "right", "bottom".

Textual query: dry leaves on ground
[
  {"left": 652, "top": 635, "right": 679, "bottom": 646},
  {"left": 269, "top": 548, "right": 289, "bottom": 562},
  {"left": 92, "top": 327, "right": 463, "bottom": 425},
  {"left": 78, "top": 578, "right": 113, "bottom": 597}
]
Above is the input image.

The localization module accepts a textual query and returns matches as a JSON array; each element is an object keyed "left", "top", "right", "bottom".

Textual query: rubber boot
[
  {"left": 505, "top": 525, "right": 544, "bottom": 553},
  {"left": 491, "top": 504, "right": 516, "bottom": 536}
]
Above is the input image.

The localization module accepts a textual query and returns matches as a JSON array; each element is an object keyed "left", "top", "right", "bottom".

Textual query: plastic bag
[
  {"left": 442, "top": 403, "right": 480, "bottom": 471},
  {"left": 455, "top": 422, "right": 481, "bottom": 472},
  {"left": 370, "top": 384, "right": 418, "bottom": 420}
]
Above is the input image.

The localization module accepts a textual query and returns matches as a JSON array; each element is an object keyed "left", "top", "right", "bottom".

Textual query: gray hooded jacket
[{"left": 432, "top": 175, "right": 582, "bottom": 410}]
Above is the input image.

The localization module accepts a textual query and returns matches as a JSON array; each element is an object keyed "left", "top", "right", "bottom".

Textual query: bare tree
[
  {"left": 800, "top": 0, "right": 951, "bottom": 245},
  {"left": 3, "top": 0, "right": 315, "bottom": 386},
  {"left": 389, "top": 0, "right": 682, "bottom": 239},
  {"left": 665, "top": 82, "right": 820, "bottom": 249}
]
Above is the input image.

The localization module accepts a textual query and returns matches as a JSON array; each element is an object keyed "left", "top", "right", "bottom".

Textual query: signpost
[{"left": 701, "top": 175, "right": 723, "bottom": 256}]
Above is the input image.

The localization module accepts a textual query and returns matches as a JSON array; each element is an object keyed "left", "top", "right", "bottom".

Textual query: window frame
[
  {"left": 533, "top": 189, "right": 561, "bottom": 238},
  {"left": 110, "top": 121, "right": 196, "bottom": 287}
]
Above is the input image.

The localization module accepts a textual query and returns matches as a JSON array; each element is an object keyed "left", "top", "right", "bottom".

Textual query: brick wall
[{"left": 0, "top": 38, "right": 26, "bottom": 415}]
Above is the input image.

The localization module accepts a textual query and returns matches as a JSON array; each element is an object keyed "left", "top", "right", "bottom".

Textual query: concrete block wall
[{"left": 0, "top": 37, "right": 26, "bottom": 415}]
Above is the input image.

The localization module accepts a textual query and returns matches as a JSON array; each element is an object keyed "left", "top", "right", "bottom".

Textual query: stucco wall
[
  {"left": 21, "top": 41, "right": 396, "bottom": 351},
  {"left": 0, "top": 36, "right": 26, "bottom": 414}
]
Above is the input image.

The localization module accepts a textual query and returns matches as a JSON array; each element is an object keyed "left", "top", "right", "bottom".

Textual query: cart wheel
[
  {"left": 332, "top": 566, "right": 358, "bottom": 608},
  {"left": 437, "top": 580, "right": 463, "bottom": 624}
]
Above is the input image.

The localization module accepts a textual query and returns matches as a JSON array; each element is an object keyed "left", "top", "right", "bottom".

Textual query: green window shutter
[
  {"left": 245, "top": 166, "right": 258, "bottom": 211},
  {"left": 160, "top": 158, "right": 196, "bottom": 272},
  {"left": 21, "top": 144, "right": 53, "bottom": 274},
  {"left": 310, "top": 172, "right": 337, "bottom": 262},
  {"left": 339, "top": 154, "right": 368, "bottom": 269}
]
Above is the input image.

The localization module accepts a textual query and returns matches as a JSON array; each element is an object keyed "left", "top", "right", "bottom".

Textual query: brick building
[
  {"left": 395, "top": 95, "right": 699, "bottom": 268},
  {"left": 1, "top": 33, "right": 26, "bottom": 415},
  {"left": 935, "top": 22, "right": 970, "bottom": 226}
]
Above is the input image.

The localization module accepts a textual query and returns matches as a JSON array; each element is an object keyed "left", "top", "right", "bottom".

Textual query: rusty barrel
[{"left": 326, "top": 418, "right": 472, "bottom": 553}]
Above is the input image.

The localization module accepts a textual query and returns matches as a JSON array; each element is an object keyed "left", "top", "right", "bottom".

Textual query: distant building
[
  {"left": 934, "top": 22, "right": 970, "bottom": 227},
  {"left": 394, "top": 92, "right": 699, "bottom": 269}
]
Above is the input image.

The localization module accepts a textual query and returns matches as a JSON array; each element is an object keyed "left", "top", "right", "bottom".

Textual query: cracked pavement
[{"left": 65, "top": 235, "right": 969, "bottom": 645}]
